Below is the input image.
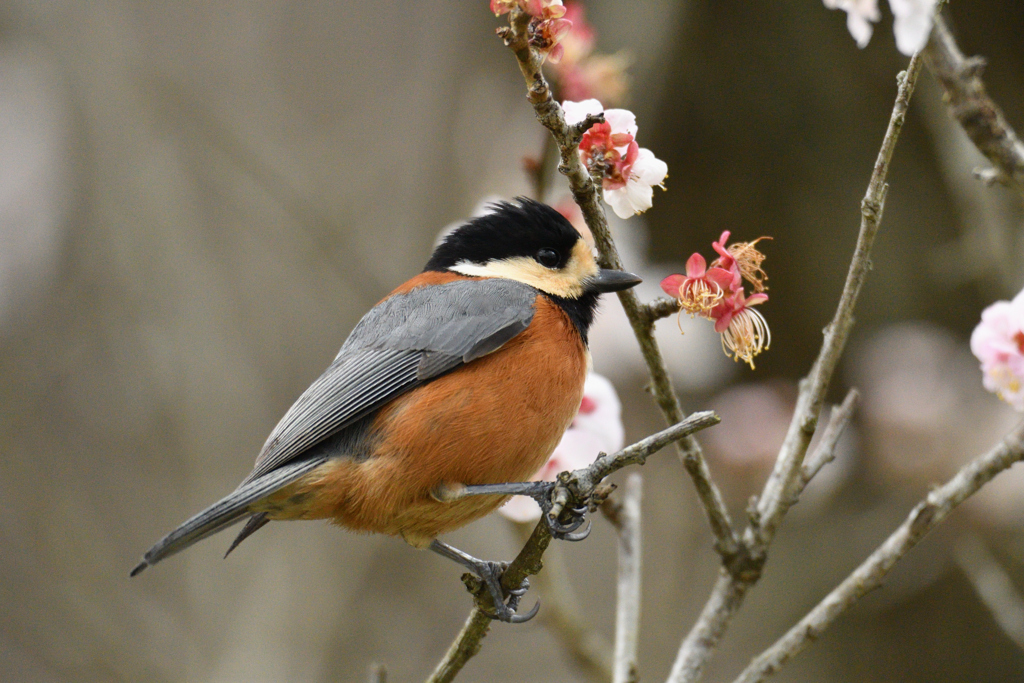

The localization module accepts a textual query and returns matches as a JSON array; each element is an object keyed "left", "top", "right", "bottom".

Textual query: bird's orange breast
[{"left": 257, "top": 275, "right": 588, "bottom": 547}]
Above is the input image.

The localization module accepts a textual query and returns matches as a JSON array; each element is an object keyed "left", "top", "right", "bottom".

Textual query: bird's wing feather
[
  {"left": 242, "top": 278, "right": 537, "bottom": 484},
  {"left": 131, "top": 455, "right": 327, "bottom": 574}
]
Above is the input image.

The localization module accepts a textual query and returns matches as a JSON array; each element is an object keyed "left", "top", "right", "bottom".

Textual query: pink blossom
[
  {"left": 660, "top": 253, "right": 733, "bottom": 317},
  {"left": 970, "top": 290, "right": 1024, "bottom": 411},
  {"left": 711, "top": 230, "right": 770, "bottom": 293},
  {"left": 562, "top": 99, "right": 667, "bottom": 219},
  {"left": 661, "top": 231, "right": 771, "bottom": 369},
  {"left": 490, "top": 0, "right": 564, "bottom": 18},
  {"left": 604, "top": 147, "right": 669, "bottom": 219},
  {"left": 553, "top": 2, "right": 594, "bottom": 64},
  {"left": 711, "top": 290, "right": 771, "bottom": 369},
  {"left": 491, "top": 0, "right": 571, "bottom": 63},
  {"left": 499, "top": 373, "right": 624, "bottom": 523},
  {"left": 549, "top": 3, "right": 630, "bottom": 104}
]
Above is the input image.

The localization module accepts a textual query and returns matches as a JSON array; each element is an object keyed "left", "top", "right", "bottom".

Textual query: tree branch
[
  {"left": 667, "top": 55, "right": 924, "bottom": 683},
  {"left": 640, "top": 297, "right": 683, "bottom": 325},
  {"left": 799, "top": 389, "right": 859, "bottom": 492},
  {"left": 731, "top": 420, "right": 1024, "bottom": 683},
  {"left": 499, "top": 6, "right": 738, "bottom": 559},
  {"left": 755, "top": 54, "right": 922, "bottom": 543},
  {"left": 512, "top": 524, "right": 614, "bottom": 681},
  {"left": 955, "top": 534, "right": 1024, "bottom": 651},
  {"left": 611, "top": 473, "right": 643, "bottom": 683},
  {"left": 368, "top": 663, "right": 387, "bottom": 683},
  {"left": 923, "top": 14, "right": 1024, "bottom": 199},
  {"left": 426, "top": 411, "right": 719, "bottom": 683}
]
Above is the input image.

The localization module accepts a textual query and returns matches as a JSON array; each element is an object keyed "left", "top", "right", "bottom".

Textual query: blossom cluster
[
  {"left": 563, "top": 99, "right": 668, "bottom": 219},
  {"left": 971, "top": 289, "right": 1024, "bottom": 411},
  {"left": 491, "top": 0, "right": 572, "bottom": 63},
  {"left": 499, "top": 373, "right": 625, "bottom": 523},
  {"left": 823, "top": 0, "right": 938, "bottom": 55},
  {"left": 660, "top": 232, "right": 771, "bottom": 369}
]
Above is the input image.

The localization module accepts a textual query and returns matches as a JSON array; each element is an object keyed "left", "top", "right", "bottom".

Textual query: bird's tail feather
[{"left": 130, "top": 456, "right": 326, "bottom": 576}]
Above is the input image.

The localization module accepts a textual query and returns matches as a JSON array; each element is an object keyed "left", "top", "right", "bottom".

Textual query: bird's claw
[
  {"left": 545, "top": 503, "right": 591, "bottom": 541},
  {"left": 524, "top": 482, "right": 592, "bottom": 542},
  {"left": 474, "top": 566, "right": 540, "bottom": 623},
  {"left": 546, "top": 504, "right": 587, "bottom": 532},
  {"left": 556, "top": 518, "right": 593, "bottom": 542}
]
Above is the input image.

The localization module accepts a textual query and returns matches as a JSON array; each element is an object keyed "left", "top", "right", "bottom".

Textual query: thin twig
[
  {"left": 499, "top": 6, "right": 738, "bottom": 559},
  {"left": 799, "top": 389, "right": 859, "bottom": 489},
  {"left": 667, "top": 55, "right": 924, "bottom": 683},
  {"left": 368, "top": 663, "right": 387, "bottom": 683},
  {"left": 923, "top": 14, "right": 1024, "bottom": 199},
  {"left": 613, "top": 473, "right": 643, "bottom": 683},
  {"left": 731, "top": 420, "right": 1024, "bottom": 683},
  {"left": 641, "top": 297, "right": 684, "bottom": 327},
  {"left": 955, "top": 534, "right": 1024, "bottom": 650},
  {"left": 513, "top": 524, "right": 614, "bottom": 681},
  {"left": 426, "top": 411, "right": 719, "bottom": 683},
  {"left": 756, "top": 54, "right": 922, "bottom": 544}
]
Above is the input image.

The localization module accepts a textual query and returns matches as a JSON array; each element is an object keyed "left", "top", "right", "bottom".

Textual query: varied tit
[{"left": 131, "top": 198, "right": 641, "bottom": 622}]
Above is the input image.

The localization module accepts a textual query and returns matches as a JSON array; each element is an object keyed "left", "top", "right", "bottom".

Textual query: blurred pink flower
[
  {"left": 553, "top": 2, "right": 594, "bottom": 63},
  {"left": 970, "top": 290, "right": 1024, "bottom": 411},
  {"left": 562, "top": 98, "right": 667, "bottom": 219},
  {"left": 706, "top": 381, "right": 853, "bottom": 510},
  {"left": 552, "top": 196, "right": 594, "bottom": 247},
  {"left": 499, "top": 373, "right": 624, "bottom": 523},
  {"left": 550, "top": 3, "right": 630, "bottom": 104}
]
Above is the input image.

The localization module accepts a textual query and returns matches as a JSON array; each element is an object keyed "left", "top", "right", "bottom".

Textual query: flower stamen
[
  {"left": 720, "top": 306, "right": 771, "bottom": 369},
  {"left": 727, "top": 237, "right": 771, "bottom": 293},
  {"left": 679, "top": 278, "right": 724, "bottom": 317}
]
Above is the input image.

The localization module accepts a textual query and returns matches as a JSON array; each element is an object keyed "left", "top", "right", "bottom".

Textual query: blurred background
[{"left": 2, "top": 0, "right": 1024, "bottom": 681}]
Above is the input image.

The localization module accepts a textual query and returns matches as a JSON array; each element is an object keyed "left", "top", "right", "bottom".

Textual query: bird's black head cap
[{"left": 425, "top": 198, "right": 582, "bottom": 273}]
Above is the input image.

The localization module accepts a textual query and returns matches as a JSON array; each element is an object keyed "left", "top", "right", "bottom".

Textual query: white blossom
[
  {"left": 889, "top": 0, "right": 938, "bottom": 55},
  {"left": 823, "top": 0, "right": 880, "bottom": 48},
  {"left": 603, "top": 147, "right": 669, "bottom": 219}
]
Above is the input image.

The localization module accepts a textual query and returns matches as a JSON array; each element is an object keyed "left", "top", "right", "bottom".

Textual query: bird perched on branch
[{"left": 131, "top": 198, "right": 641, "bottom": 622}]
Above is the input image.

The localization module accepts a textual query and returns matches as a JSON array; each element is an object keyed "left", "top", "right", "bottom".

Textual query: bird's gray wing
[
  {"left": 131, "top": 455, "right": 327, "bottom": 575},
  {"left": 241, "top": 277, "right": 537, "bottom": 484}
]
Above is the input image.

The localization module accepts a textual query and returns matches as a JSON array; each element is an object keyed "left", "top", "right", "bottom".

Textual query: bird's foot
[
  {"left": 463, "top": 564, "right": 540, "bottom": 623},
  {"left": 453, "top": 480, "right": 593, "bottom": 542},
  {"left": 430, "top": 539, "right": 539, "bottom": 623}
]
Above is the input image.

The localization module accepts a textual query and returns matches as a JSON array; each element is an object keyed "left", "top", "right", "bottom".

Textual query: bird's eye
[{"left": 536, "top": 248, "right": 560, "bottom": 268}]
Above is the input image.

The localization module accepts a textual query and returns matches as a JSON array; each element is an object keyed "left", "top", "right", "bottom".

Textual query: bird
[{"left": 130, "top": 197, "right": 641, "bottom": 622}]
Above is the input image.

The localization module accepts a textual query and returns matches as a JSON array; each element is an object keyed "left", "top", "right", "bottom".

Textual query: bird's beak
[{"left": 586, "top": 269, "right": 643, "bottom": 293}]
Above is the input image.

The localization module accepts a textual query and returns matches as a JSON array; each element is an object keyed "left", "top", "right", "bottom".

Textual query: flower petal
[
  {"left": 661, "top": 273, "right": 686, "bottom": 298},
  {"left": 603, "top": 108, "right": 638, "bottom": 138},
  {"left": 632, "top": 147, "right": 668, "bottom": 186},
  {"left": 561, "top": 98, "right": 604, "bottom": 126},
  {"left": 685, "top": 253, "right": 707, "bottom": 278},
  {"left": 705, "top": 267, "right": 735, "bottom": 292},
  {"left": 889, "top": 0, "right": 937, "bottom": 55}
]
